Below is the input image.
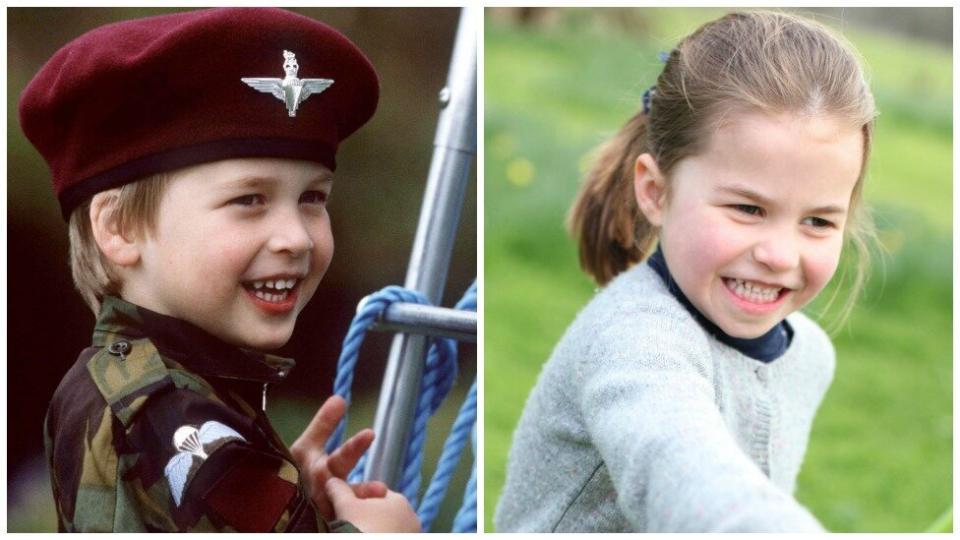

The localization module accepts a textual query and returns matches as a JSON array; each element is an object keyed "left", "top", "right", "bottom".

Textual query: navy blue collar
[{"left": 646, "top": 246, "right": 792, "bottom": 362}]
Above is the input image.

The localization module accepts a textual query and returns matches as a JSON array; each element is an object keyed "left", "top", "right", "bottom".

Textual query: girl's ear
[
  {"left": 90, "top": 191, "right": 140, "bottom": 267},
  {"left": 634, "top": 153, "right": 667, "bottom": 226}
]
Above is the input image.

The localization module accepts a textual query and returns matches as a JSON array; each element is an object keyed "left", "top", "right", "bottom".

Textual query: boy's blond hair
[{"left": 68, "top": 173, "right": 171, "bottom": 313}]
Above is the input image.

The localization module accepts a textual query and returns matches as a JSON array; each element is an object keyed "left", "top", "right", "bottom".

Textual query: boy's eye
[
  {"left": 300, "top": 190, "right": 328, "bottom": 205},
  {"left": 732, "top": 204, "right": 764, "bottom": 217},
  {"left": 230, "top": 194, "right": 264, "bottom": 206},
  {"left": 803, "top": 216, "right": 835, "bottom": 229}
]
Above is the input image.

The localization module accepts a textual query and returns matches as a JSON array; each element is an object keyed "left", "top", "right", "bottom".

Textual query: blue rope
[
  {"left": 326, "top": 280, "right": 477, "bottom": 532},
  {"left": 452, "top": 462, "right": 477, "bottom": 532},
  {"left": 325, "top": 286, "right": 430, "bottom": 454},
  {"left": 449, "top": 284, "right": 478, "bottom": 533},
  {"left": 398, "top": 333, "right": 458, "bottom": 505},
  {"left": 400, "top": 281, "right": 477, "bottom": 507},
  {"left": 418, "top": 381, "right": 476, "bottom": 531}
]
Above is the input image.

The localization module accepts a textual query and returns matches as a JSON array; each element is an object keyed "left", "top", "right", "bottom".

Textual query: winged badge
[
  {"left": 164, "top": 421, "right": 246, "bottom": 506},
  {"left": 241, "top": 50, "right": 334, "bottom": 117}
]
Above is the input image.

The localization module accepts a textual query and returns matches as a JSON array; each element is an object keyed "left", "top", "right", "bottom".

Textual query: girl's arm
[{"left": 579, "top": 329, "right": 824, "bottom": 532}]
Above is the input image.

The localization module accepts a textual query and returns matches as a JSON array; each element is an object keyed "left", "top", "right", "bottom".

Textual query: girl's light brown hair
[
  {"left": 569, "top": 10, "right": 878, "bottom": 325},
  {"left": 68, "top": 173, "right": 171, "bottom": 313}
]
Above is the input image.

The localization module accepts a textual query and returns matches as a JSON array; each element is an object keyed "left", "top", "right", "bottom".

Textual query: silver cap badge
[{"left": 241, "top": 50, "right": 334, "bottom": 117}]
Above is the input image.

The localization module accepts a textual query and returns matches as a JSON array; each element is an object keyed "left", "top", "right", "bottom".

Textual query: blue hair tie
[
  {"left": 642, "top": 51, "right": 670, "bottom": 115},
  {"left": 642, "top": 87, "right": 655, "bottom": 115}
]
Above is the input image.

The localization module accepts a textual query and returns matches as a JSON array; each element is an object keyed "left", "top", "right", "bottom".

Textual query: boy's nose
[
  {"left": 751, "top": 232, "right": 800, "bottom": 273},
  {"left": 268, "top": 214, "right": 315, "bottom": 255}
]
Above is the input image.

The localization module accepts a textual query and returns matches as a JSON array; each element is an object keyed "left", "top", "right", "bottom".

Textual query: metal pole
[
  {"left": 372, "top": 303, "right": 477, "bottom": 342},
  {"left": 364, "top": 7, "right": 477, "bottom": 487}
]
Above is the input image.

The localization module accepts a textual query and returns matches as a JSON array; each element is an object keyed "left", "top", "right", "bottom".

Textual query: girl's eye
[
  {"left": 230, "top": 194, "right": 265, "bottom": 206},
  {"left": 732, "top": 204, "right": 764, "bottom": 217},
  {"left": 803, "top": 216, "right": 835, "bottom": 229},
  {"left": 300, "top": 191, "right": 328, "bottom": 205}
]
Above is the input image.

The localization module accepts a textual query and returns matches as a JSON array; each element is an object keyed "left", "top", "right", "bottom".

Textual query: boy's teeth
[
  {"left": 254, "top": 290, "right": 290, "bottom": 302},
  {"left": 250, "top": 279, "right": 298, "bottom": 291}
]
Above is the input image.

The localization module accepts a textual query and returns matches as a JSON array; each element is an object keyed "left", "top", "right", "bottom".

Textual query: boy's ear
[
  {"left": 633, "top": 153, "right": 667, "bottom": 226},
  {"left": 90, "top": 191, "right": 140, "bottom": 267}
]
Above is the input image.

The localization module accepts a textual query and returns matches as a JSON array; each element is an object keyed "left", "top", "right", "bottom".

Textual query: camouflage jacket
[{"left": 44, "top": 296, "right": 357, "bottom": 532}]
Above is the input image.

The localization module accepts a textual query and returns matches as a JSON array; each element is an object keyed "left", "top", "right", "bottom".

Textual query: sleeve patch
[
  {"left": 164, "top": 421, "right": 247, "bottom": 506},
  {"left": 201, "top": 449, "right": 298, "bottom": 532}
]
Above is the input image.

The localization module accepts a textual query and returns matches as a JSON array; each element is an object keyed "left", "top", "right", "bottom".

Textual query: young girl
[{"left": 495, "top": 11, "right": 877, "bottom": 532}]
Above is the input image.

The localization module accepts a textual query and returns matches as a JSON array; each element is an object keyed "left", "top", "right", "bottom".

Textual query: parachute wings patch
[{"left": 164, "top": 421, "right": 246, "bottom": 506}]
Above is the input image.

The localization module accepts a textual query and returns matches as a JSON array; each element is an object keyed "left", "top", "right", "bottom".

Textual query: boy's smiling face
[
  {"left": 635, "top": 112, "right": 863, "bottom": 338},
  {"left": 122, "top": 157, "right": 333, "bottom": 350}
]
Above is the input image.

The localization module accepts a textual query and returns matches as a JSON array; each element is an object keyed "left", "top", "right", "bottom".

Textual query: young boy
[{"left": 19, "top": 8, "right": 420, "bottom": 533}]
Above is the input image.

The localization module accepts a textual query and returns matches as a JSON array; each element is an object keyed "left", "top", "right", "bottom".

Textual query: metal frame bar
[
  {"left": 371, "top": 303, "right": 477, "bottom": 342},
  {"left": 364, "top": 6, "right": 477, "bottom": 487}
]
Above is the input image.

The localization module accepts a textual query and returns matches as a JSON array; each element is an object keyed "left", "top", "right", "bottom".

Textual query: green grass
[{"left": 484, "top": 9, "right": 951, "bottom": 532}]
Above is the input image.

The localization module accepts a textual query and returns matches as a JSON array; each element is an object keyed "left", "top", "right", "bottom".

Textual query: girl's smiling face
[
  {"left": 635, "top": 111, "right": 863, "bottom": 338},
  {"left": 121, "top": 158, "right": 333, "bottom": 350}
]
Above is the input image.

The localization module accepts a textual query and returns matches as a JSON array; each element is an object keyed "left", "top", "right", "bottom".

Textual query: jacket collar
[{"left": 92, "top": 296, "right": 295, "bottom": 383}]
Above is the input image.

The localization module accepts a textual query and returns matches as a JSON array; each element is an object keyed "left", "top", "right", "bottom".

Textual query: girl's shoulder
[
  {"left": 581, "top": 261, "right": 696, "bottom": 330},
  {"left": 786, "top": 310, "right": 834, "bottom": 350},
  {"left": 558, "top": 263, "right": 716, "bottom": 378},
  {"left": 784, "top": 310, "right": 837, "bottom": 378}
]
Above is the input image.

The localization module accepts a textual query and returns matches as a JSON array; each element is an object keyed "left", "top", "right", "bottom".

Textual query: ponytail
[{"left": 567, "top": 111, "right": 659, "bottom": 285}]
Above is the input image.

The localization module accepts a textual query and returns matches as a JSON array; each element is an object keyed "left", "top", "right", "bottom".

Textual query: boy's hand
[
  {"left": 290, "top": 395, "right": 387, "bottom": 519},
  {"left": 326, "top": 477, "right": 421, "bottom": 533}
]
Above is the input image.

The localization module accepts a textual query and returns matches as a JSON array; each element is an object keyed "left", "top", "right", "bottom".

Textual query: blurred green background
[
  {"left": 484, "top": 7, "right": 951, "bottom": 533},
  {"left": 8, "top": 7, "right": 475, "bottom": 532}
]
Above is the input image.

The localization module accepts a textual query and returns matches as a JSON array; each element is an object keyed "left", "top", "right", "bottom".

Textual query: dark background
[{"left": 8, "top": 7, "right": 476, "bottom": 530}]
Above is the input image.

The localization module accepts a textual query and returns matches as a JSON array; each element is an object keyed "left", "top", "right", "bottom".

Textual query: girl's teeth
[
  {"left": 266, "top": 280, "right": 275, "bottom": 289},
  {"left": 254, "top": 281, "right": 264, "bottom": 289},
  {"left": 726, "top": 278, "right": 781, "bottom": 304}
]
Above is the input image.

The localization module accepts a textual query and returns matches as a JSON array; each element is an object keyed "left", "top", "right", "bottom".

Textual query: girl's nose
[
  {"left": 752, "top": 232, "right": 800, "bottom": 273},
  {"left": 268, "top": 212, "right": 315, "bottom": 255}
]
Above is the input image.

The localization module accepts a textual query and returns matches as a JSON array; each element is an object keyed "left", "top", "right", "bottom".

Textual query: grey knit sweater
[{"left": 495, "top": 263, "right": 834, "bottom": 532}]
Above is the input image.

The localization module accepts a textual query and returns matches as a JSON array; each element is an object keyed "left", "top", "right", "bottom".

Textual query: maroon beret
[{"left": 19, "top": 8, "right": 379, "bottom": 220}]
